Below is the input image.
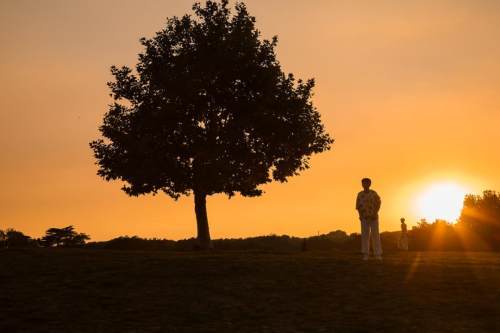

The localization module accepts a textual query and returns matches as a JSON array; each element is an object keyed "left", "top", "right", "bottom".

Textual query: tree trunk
[{"left": 194, "top": 191, "right": 212, "bottom": 250}]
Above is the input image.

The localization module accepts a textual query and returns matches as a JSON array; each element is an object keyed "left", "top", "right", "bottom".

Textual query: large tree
[{"left": 90, "top": 0, "right": 333, "bottom": 249}]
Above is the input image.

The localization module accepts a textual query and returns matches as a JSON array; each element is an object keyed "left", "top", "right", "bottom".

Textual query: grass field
[{"left": 1, "top": 249, "right": 499, "bottom": 332}]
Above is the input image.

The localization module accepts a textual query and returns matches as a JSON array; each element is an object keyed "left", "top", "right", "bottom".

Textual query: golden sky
[{"left": 1, "top": 0, "right": 499, "bottom": 240}]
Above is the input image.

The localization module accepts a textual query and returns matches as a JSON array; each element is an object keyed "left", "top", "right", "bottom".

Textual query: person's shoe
[
  {"left": 362, "top": 254, "right": 369, "bottom": 261},
  {"left": 375, "top": 255, "right": 383, "bottom": 261}
]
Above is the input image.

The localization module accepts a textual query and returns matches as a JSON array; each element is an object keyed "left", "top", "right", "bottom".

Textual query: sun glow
[{"left": 415, "top": 182, "right": 468, "bottom": 222}]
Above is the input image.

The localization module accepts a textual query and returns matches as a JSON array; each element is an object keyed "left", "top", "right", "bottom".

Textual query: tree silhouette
[
  {"left": 0, "top": 229, "right": 6, "bottom": 248},
  {"left": 458, "top": 190, "right": 500, "bottom": 250},
  {"left": 90, "top": 0, "right": 333, "bottom": 249},
  {"left": 41, "top": 226, "right": 90, "bottom": 247},
  {"left": 4, "top": 229, "right": 34, "bottom": 248}
]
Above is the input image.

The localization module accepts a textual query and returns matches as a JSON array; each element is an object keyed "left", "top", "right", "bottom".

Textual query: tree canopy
[
  {"left": 458, "top": 190, "right": 500, "bottom": 250},
  {"left": 90, "top": 0, "right": 333, "bottom": 248},
  {"left": 41, "top": 226, "right": 90, "bottom": 247},
  {"left": 1, "top": 229, "right": 34, "bottom": 248}
]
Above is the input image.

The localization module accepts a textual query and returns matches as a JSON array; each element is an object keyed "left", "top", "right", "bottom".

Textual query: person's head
[
  {"left": 361, "top": 178, "right": 371, "bottom": 190},
  {"left": 400, "top": 217, "right": 406, "bottom": 224}
]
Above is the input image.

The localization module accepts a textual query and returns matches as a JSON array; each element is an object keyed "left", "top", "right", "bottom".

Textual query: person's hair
[
  {"left": 361, "top": 178, "right": 371, "bottom": 186},
  {"left": 400, "top": 217, "right": 406, "bottom": 223}
]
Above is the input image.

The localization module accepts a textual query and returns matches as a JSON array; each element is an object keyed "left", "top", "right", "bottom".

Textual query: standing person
[
  {"left": 398, "top": 217, "right": 409, "bottom": 251},
  {"left": 356, "top": 178, "right": 382, "bottom": 260}
]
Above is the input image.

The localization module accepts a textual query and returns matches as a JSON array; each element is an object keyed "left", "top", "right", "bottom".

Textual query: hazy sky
[{"left": 1, "top": 0, "right": 500, "bottom": 240}]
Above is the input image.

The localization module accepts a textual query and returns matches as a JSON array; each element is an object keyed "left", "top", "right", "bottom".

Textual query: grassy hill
[{"left": 1, "top": 249, "right": 499, "bottom": 332}]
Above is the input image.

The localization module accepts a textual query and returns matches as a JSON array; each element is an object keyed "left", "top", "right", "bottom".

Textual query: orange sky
[{"left": 1, "top": 0, "right": 499, "bottom": 240}]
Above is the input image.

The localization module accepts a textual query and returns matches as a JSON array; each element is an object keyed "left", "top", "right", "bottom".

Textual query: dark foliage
[
  {"left": 0, "top": 229, "right": 37, "bottom": 248},
  {"left": 86, "top": 235, "right": 305, "bottom": 252},
  {"left": 90, "top": 0, "right": 333, "bottom": 248},
  {"left": 87, "top": 236, "right": 176, "bottom": 251},
  {"left": 408, "top": 219, "right": 463, "bottom": 251},
  {"left": 214, "top": 234, "right": 302, "bottom": 251},
  {"left": 457, "top": 190, "right": 500, "bottom": 250},
  {"left": 85, "top": 231, "right": 401, "bottom": 252},
  {"left": 40, "top": 226, "right": 90, "bottom": 248}
]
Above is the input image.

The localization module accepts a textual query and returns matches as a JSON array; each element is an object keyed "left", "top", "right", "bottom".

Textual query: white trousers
[
  {"left": 398, "top": 234, "right": 408, "bottom": 251},
  {"left": 360, "top": 218, "right": 382, "bottom": 256}
]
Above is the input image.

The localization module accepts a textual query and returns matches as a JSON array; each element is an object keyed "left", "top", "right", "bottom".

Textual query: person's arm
[
  {"left": 375, "top": 192, "right": 381, "bottom": 212},
  {"left": 356, "top": 193, "right": 361, "bottom": 211}
]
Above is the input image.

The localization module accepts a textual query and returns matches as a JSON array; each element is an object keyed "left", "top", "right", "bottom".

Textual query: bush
[{"left": 1, "top": 229, "right": 38, "bottom": 248}]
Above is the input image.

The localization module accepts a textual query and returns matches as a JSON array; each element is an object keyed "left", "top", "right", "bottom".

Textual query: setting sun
[{"left": 415, "top": 182, "right": 468, "bottom": 222}]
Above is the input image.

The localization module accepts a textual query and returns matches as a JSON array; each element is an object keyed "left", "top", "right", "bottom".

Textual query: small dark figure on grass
[{"left": 399, "top": 217, "right": 408, "bottom": 251}]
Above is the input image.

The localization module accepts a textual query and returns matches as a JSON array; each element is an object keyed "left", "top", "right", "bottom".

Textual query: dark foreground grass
[{"left": 1, "top": 249, "right": 499, "bottom": 332}]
